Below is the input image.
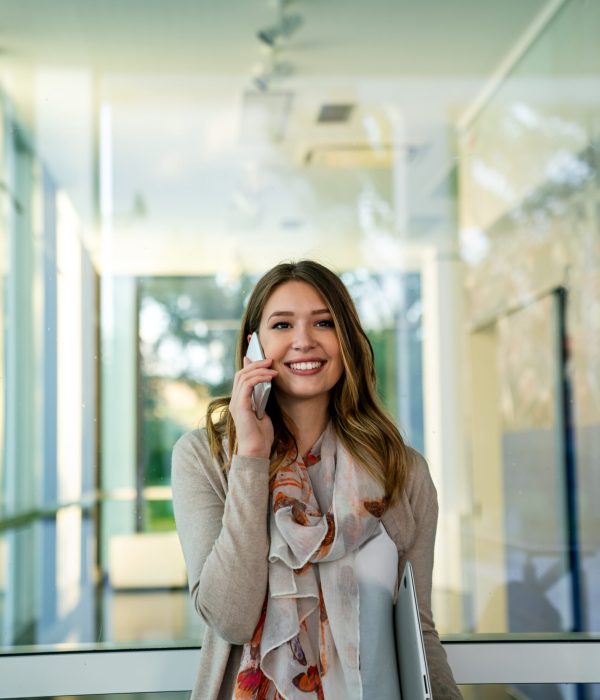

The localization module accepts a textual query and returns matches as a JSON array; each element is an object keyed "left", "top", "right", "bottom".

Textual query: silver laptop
[{"left": 394, "top": 560, "right": 432, "bottom": 700}]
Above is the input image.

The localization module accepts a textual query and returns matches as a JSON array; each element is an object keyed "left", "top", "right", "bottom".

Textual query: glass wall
[
  {"left": 459, "top": 0, "right": 600, "bottom": 644},
  {"left": 0, "top": 1, "right": 599, "bottom": 694}
]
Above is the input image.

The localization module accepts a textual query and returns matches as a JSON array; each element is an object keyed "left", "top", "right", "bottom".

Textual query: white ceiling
[
  {"left": 0, "top": 0, "right": 550, "bottom": 77},
  {"left": 0, "top": 0, "right": 552, "bottom": 274}
]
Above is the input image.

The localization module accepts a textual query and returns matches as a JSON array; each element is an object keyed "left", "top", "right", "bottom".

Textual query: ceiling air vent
[{"left": 317, "top": 104, "right": 354, "bottom": 124}]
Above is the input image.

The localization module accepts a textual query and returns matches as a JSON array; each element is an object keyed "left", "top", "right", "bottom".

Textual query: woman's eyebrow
[
  {"left": 267, "top": 311, "right": 294, "bottom": 321},
  {"left": 267, "top": 308, "right": 330, "bottom": 321}
]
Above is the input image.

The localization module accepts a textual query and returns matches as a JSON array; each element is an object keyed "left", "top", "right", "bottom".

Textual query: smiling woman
[
  {"left": 2, "top": 0, "right": 600, "bottom": 696},
  {"left": 171, "top": 260, "right": 462, "bottom": 700},
  {"left": 257, "top": 281, "right": 343, "bottom": 416}
]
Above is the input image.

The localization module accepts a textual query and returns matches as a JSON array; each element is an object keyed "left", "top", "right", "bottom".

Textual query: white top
[
  {"left": 356, "top": 523, "right": 401, "bottom": 699},
  {"left": 308, "top": 458, "right": 400, "bottom": 699}
]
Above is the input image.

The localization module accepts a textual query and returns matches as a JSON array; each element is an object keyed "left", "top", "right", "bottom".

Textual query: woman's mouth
[{"left": 285, "top": 360, "right": 326, "bottom": 374}]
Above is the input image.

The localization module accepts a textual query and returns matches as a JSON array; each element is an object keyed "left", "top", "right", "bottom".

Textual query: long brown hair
[{"left": 206, "top": 260, "right": 410, "bottom": 505}]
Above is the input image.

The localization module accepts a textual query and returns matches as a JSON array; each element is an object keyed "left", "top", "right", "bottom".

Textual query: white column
[{"left": 421, "top": 246, "right": 468, "bottom": 611}]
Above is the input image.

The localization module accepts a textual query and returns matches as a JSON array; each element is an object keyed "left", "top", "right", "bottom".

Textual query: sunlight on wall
[
  {"left": 57, "top": 192, "right": 83, "bottom": 503},
  {"left": 56, "top": 505, "right": 82, "bottom": 618}
]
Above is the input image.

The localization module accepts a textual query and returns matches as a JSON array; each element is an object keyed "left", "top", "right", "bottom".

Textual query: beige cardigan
[{"left": 172, "top": 429, "right": 462, "bottom": 700}]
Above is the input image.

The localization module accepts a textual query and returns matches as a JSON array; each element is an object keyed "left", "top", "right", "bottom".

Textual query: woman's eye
[
  {"left": 315, "top": 319, "right": 335, "bottom": 328},
  {"left": 272, "top": 321, "right": 291, "bottom": 329}
]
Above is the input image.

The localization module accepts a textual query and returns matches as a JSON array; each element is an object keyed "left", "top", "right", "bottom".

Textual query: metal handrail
[{"left": 0, "top": 487, "right": 176, "bottom": 532}]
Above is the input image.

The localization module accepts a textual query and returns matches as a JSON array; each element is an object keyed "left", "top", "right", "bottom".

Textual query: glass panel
[
  {"left": 137, "top": 275, "right": 251, "bottom": 533},
  {"left": 458, "top": 0, "right": 600, "bottom": 637},
  {"left": 468, "top": 293, "right": 575, "bottom": 633},
  {"left": 0, "top": 0, "right": 598, "bottom": 663}
]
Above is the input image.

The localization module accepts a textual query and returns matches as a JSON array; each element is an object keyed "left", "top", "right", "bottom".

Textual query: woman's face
[{"left": 257, "top": 281, "right": 344, "bottom": 408}]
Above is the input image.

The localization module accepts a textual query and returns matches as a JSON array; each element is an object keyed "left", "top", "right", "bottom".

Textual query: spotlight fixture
[
  {"left": 250, "top": 0, "right": 301, "bottom": 92},
  {"left": 257, "top": 13, "right": 303, "bottom": 47},
  {"left": 253, "top": 75, "right": 270, "bottom": 92},
  {"left": 253, "top": 59, "right": 293, "bottom": 92}
]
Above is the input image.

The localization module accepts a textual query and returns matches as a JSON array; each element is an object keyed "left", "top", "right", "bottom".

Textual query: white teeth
[{"left": 289, "top": 361, "right": 323, "bottom": 371}]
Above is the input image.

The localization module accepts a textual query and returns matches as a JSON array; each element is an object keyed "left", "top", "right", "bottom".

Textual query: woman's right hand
[{"left": 229, "top": 357, "right": 277, "bottom": 459}]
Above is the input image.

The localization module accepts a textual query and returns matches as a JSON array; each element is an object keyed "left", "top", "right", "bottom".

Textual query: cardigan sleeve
[
  {"left": 401, "top": 449, "right": 463, "bottom": 700},
  {"left": 171, "top": 429, "right": 270, "bottom": 644}
]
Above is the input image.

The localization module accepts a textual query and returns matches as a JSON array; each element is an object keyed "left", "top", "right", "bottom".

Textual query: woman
[{"left": 172, "top": 260, "right": 462, "bottom": 699}]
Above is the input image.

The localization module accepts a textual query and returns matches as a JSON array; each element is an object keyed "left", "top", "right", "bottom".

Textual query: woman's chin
[{"left": 275, "top": 384, "right": 331, "bottom": 404}]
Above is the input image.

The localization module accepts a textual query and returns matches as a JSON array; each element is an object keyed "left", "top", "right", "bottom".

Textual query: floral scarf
[{"left": 233, "top": 424, "right": 386, "bottom": 700}]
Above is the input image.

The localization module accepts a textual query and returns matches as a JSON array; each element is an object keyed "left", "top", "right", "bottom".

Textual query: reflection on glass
[
  {"left": 497, "top": 294, "right": 573, "bottom": 634},
  {"left": 103, "top": 587, "right": 204, "bottom": 644}
]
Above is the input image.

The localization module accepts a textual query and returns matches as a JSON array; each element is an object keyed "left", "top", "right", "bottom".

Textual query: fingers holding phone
[
  {"left": 246, "top": 332, "right": 272, "bottom": 418},
  {"left": 229, "top": 333, "right": 276, "bottom": 457}
]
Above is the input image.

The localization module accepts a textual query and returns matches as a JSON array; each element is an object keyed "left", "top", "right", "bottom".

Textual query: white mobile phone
[{"left": 246, "top": 332, "right": 271, "bottom": 419}]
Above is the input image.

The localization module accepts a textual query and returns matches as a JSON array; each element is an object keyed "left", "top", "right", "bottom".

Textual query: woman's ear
[{"left": 247, "top": 333, "right": 252, "bottom": 344}]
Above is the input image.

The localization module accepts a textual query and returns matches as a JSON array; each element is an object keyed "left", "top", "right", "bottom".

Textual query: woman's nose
[{"left": 292, "top": 324, "right": 316, "bottom": 350}]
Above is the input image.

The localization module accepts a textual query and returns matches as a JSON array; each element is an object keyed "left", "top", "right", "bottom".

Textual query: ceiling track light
[
  {"left": 251, "top": 1, "right": 303, "bottom": 91},
  {"left": 256, "top": 12, "right": 303, "bottom": 47}
]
